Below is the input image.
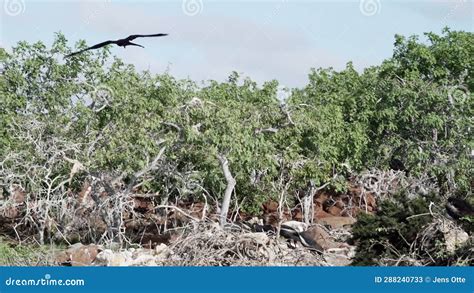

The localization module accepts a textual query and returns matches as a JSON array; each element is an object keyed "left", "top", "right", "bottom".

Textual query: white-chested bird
[{"left": 65, "top": 33, "right": 168, "bottom": 58}]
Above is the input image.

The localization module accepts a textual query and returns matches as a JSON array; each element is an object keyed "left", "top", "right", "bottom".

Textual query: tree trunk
[{"left": 217, "top": 154, "right": 236, "bottom": 228}]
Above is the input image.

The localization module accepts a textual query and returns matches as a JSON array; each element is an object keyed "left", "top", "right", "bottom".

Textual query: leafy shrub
[
  {"left": 351, "top": 192, "right": 473, "bottom": 266},
  {"left": 0, "top": 29, "right": 472, "bottom": 247}
]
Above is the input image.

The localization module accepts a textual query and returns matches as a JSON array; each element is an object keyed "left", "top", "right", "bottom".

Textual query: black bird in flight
[{"left": 65, "top": 33, "right": 168, "bottom": 58}]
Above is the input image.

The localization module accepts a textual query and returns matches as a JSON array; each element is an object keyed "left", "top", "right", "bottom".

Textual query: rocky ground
[
  {"left": 1, "top": 171, "right": 470, "bottom": 266},
  {"left": 48, "top": 186, "right": 370, "bottom": 267},
  {"left": 54, "top": 221, "right": 357, "bottom": 267}
]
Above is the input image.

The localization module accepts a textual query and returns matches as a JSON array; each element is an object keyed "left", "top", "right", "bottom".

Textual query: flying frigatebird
[{"left": 65, "top": 33, "right": 168, "bottom": 58}]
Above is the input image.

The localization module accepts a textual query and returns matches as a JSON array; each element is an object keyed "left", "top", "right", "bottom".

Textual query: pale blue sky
[{"left": 1, "top": 0, "right": 473, "bottom": 86}]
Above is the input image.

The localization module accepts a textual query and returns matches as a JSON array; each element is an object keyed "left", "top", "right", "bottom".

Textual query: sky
[{"left": 0, "top": 0, "right": 473, "bottom": 87}]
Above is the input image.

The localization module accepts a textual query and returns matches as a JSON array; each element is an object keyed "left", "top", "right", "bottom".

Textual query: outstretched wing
[
  {"left": 65, "top": 40, "right": 116, "bottom": 58},
  {"left": 125, "top": 33, "right": 168, "bottom": 41}
]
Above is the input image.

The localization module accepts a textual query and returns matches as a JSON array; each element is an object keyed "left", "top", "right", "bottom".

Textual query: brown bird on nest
[{"left": 65, "top": 33, "right": 168, "bottom": 58}]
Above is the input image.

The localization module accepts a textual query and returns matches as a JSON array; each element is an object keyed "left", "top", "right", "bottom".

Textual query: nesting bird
[
  {"left": 280, "top": 221, "right": 324, "bottom": 252},
  {"left": 389, "top": 158, "right": 406, "bottom": 172},
  {"left": 445, "top": 197, "right": 474, "bottom": 220}
]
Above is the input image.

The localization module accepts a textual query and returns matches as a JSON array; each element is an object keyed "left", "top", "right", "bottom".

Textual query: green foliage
[
  {"left": 392, "top": 28, "right": 474, "bottom": 90},
  {"left": 1, "top": 30, "right": 472, "bottom": 215},
  {"left": 351, "top": 193, "right": 435, "bottom": 266},
  {"left": 351, "top": 192, "right": 473, "bottom": 266},
  {"left": 368, "top": 29, "right": 473, "bottom": 192},
  {"left": 0, "top": 238, "right": 58, "bottom": 266}
]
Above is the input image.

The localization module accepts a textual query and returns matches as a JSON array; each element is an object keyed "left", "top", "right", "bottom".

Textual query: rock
[
  {"left": 57, "top": 243, "right": 101, "bottom": 266},
  {"left": 263, "top": 200, "right": 279, "bottom": 213},
  {"left": 68, "top": 243, "right": 83, "bottom": 249},
  {"left": 130, "top": 253, "right": 158, "bottom": 266},
  {"left": 334, "top": 200, "right": 345, "bottom": 209},
  {"left": 314, "top": 208, "right": 333, "bottom": 219},
  {"left": 316, "top": 216, "right": 356, "bottom": 229},
  {"left": 342, "top": 207, "right": 361, "bottom": 217},
  {"left": 443, "top": 226, "right": 469, "bottom": 253},
  {"left": 327, "top": 206, "right": 343, "bottom": 216},
  {"left": 95, "top": 249, "right": 131, "bottom": 266},
  {"left": 94, "top": 245, "right": 173, "bottom": 266},
  {"left": 154, "top": 243, "right": 172, "bottom": 260},
  {"left": 315, "top": 193, "right": 329, "bottom": 205},
  {"left": 292, "top": 208, "right": 304, "bottom": 222},
  {"left": 93, "top": 249, "right": 112, "bottom": 266},
  {"left": 55, "top": 251, "right": 70, "bottom": 265},
  {"left": 70, "top": 244, "right": 100, "bottom": 266},
  {"left": 323, "top": 246, "right": 356, "bottom": 266},
  {"left": 107, "top": 242, "right": 122, "bottom": 251},
  {"left": 263, "top": 212, "right": 291, "bottom": 226},
  {"left": 299, "top": 225, "right": 346, "bottom": 251},
  {"left": 327, "top": 227, "right": 353, "bottom": 243}
]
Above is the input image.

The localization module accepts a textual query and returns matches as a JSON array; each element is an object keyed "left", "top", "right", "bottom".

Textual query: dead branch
[
  {"left": 154, "top": 205, "right": 200, "bottom": 222},
  {"left": 217, "top": 154, "right": 236, "bottom": 228},
  {"left": 62, "top": 154, "right": 86, "bottom": 186},
  {"left": 125, "top": 145, "right": 166, "bottom": 192}
]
